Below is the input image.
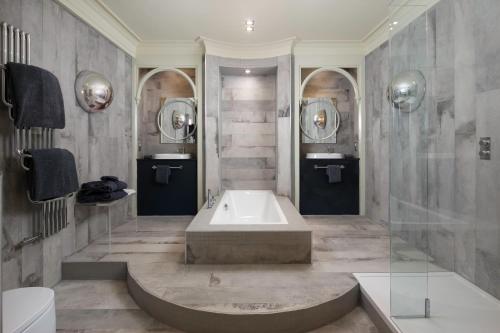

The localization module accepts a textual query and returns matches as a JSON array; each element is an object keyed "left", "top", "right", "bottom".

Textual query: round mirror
[
  {"left": 157, "top": 98, "right": 197, "bottom": 142},
  {"left": 300, "top": 98, "right": 341, "bottom": 141},
  {"left": 388, "top": 70, "right": 426, "bottom": 112},
  {"left": 75, "top": 71, "right": 114, "bottom": 113}
]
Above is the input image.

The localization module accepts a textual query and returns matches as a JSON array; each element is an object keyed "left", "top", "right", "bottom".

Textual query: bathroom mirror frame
[
  {"left": 299, "top": 98, "right": 341, "bottom": 141},
  {"left": 156, "top": 98, "right": 198, "bottom": 142}
]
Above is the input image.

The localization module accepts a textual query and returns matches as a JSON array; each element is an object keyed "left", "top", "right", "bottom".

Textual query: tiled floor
[{"left": 56, "top": 215, "right": 389, "bottom": 332}]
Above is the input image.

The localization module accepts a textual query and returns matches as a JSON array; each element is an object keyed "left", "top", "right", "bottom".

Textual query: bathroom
[{"left": 0, "top": 0, "right": 500, "bottom": 333}]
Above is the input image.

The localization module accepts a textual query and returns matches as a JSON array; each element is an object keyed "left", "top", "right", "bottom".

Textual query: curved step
[{"left": 127, "top": 262, "right": 359, "bottom": 333}]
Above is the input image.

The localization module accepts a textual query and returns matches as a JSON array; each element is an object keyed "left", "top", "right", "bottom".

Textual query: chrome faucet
[{"left": 207, "top": 189, "right": 216, "bottom": 209}]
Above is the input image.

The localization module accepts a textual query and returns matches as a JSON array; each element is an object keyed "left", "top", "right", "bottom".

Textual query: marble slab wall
[
  {"left": 220, "top": 74, "right": 277, "bottom": 190},
  {"left": 365, "top": 0, "right": 500, "bottom": 300},
  {"left": 0, "top": 0, "right": 133, "bottom": 289},
  {"left": 365, "top": 42, "right": 390, "bottom": 226},
  {"left": 138, "top": 69, "right": 197, "bottom": 157},
  {"left": 204, "top": 56, "right": 292, "bottom": 198}
]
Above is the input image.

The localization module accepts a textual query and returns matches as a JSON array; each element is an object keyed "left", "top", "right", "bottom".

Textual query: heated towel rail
[{"left": 1, "top": 21, "right": 70, "bottom": 247}]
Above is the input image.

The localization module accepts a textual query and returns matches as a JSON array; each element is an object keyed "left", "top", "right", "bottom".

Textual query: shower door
[{"left": 389, "top": 0, "right": 430, "bottom": 318}]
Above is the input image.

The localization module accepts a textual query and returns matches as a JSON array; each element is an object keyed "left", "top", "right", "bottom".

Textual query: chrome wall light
[
  {"left": 75, "top": 70, "right": 114, "bottom": 113},
  {"left": 388, "top": 70, "right": 426, "bottom": 112}
]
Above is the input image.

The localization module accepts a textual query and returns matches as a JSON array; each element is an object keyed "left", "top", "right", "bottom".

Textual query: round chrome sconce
[
  {"left": 75, "top": 71, "right": 114, "bottom": 113},
  {"left": 388, "top": 70, "right": 426, "bottom": 112}
]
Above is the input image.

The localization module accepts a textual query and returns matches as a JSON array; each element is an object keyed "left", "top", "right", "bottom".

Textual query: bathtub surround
[
  {"left": 0, "top": 0, "right": 133, "bottom": 289},
  {"left": 220, "top": 71, "right": 277, "bottom": 190},
  {"left": 204, "top": 55, "right": 292, "bottom": 198},
  {"left": 365, "top": 0, "right": 500, "bottom": 300},
  {"left": 186, "top": 191, "right": 311, "bottom": 264}
]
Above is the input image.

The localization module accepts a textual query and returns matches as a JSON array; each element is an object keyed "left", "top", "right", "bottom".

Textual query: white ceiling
[{"left": 100, "top": 0, "right": 389, "bottom": 43}]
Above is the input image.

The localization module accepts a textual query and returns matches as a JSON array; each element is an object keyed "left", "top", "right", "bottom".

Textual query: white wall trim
[
  {"left": 137, "top": 41, "right": 204, "bottom": 57},
  {"left": 56, "top": 0, "right": 140, "bottom": 56},
  {"left": 197, "top": 36, "right": 296, "bottom": 59},
  {"left": 293, "top": 41, "right": 365, "bottom": 56}
]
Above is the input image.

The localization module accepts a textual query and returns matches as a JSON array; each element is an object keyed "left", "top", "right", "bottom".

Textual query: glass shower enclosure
[
  {"left": 388, "top": 0, "right": 500, "bottom": 325},
  {"left": 389, "top": 0, "right": 433, "bottom": 319}
]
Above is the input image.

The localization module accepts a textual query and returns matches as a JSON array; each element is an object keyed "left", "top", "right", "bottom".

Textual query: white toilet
[{"left": 2, "top": 287, "right": 56, "bottom": 333}]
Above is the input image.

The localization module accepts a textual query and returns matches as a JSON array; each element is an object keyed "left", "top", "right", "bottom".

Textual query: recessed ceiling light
[
  {"left": 245, "top": 69, "right": 251, "bottom": 74},
  {"left": 245, "top": 18, "right": 255, "bottom": 32},
  {"left": 393, "top": 21, "right": 399, "bottom": 25}
]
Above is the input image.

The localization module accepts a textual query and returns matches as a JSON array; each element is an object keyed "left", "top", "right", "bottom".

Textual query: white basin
[
  {"left": 306, "top": 153, "right": 345, "bottom": 159},
  {"left": 153, "top": 153, "right": 192, "bottom": 160}
]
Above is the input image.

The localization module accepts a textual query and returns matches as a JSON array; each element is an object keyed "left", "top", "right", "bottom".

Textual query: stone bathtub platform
[{"left": 185, "top": 191, "right": 312, "bottom": 264}]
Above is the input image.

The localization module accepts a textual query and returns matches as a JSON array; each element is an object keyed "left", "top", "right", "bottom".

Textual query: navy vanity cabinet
[
  {"left": 300, "top": 158, "right": 359, "bottom": 215},
  {"left": 137, "top": 159, "right": 197, "bottom": 215}
]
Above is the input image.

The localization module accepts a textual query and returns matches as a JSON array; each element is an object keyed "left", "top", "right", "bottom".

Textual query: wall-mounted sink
[
  {"left": 306, "top": 153, "right": 345, "bottom": 159},
  {"left": 153, "top": 153, "right": 192, "bottom": 160}
]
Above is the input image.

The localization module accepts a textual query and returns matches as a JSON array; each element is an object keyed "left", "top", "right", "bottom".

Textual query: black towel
[
  {"left": 80, "top": 179, "right": 127, "bottom": 195},
  {"left": 6, "top": 62, "right": 65, "bottom": 129},
  {"left": 101, "top": 176, "right": 119, "bottom": 182},
  {"left": 155, "top": 165, "right": 171, "bottom": 184},
  {"left": 77, "top": 189, "right": 128, "bottom": 204},
  {"left": 326, "top": 165, "right": 342, "bottom": 184},
  {"left": 26, "top": 148, "right": 79, "bottom": 201}
]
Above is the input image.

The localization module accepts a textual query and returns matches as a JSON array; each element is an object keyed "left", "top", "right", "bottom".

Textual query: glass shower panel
[{"left": 389, "top": 0, "right": 431, "bottom": 318}]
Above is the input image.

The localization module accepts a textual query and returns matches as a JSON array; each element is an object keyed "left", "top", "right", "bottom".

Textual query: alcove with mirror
[
  {"left": 136, "top": 68, "right": 198, "bottom": 216},
  {"left": 299, "top": 67, "right": 360, "bottom": 215}
]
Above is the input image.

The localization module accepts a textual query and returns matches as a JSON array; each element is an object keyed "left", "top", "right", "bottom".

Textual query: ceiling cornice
[
  {"left": 293, "top": 40, "right": 364, "bottom": 56},
  {"left": 197, "top": 37, "right": 297, "bottom": 59},
  {"left": 58, "top": 0, "right": 443, "bottom": 60},
  {"left": 56, "top": 0, "right": 140, "bottom": 56},
  {"left": 137, "top": 41, "right": 204, "bottom": 57}
]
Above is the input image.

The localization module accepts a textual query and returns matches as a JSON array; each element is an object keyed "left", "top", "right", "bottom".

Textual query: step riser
[{"left": 127, "top": 273, "right": 360, "bottom": 333}]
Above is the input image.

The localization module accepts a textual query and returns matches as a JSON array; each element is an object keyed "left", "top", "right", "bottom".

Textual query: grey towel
[
  {"left": 6, "top": 62, "right": 65, "bottom": 129},
  {"left": 326, "top": 165, "right": 342, "bottom": 184},
  {"left": 27, "top": 148, "right": 79, "bottom": 201},
  {"left": 155, "top": 165, "right": 171, "bottom": 184}
]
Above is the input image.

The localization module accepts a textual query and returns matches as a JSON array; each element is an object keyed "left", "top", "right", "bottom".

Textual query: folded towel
[
  {"left": 80, "top": 179, "right": 127, "bottom": 195},
  {"left": 326, "top": 165, "right": 342, "bottom": 184},
  {"left": 26, "top": 148, "right": 79, "bottom": 201},
  {"left": 101, "top": 176, "right": 118, "bottom": 182},
  {"left": 6, "top": 62, "right": 65, "bottom": 129},
  {"left": 155, "top": 165, "right": 171, "bottom": 184},
  {"left": 77, "top": 189, "right": 128, "bottom": 204}
]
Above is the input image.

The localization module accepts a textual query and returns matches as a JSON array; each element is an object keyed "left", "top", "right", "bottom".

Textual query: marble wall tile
[
  {"left": 220, "top": 74, "right": 277, "bottom": 190},
  {"left": 204, "top": 55, "right": 292, "bottom": 197},
  {"left": 473, "top": 0, "right": 500, "bottom": 93},
  {"left": 0, "top": 0, "right": 133, "bottom": 288},
  {"left": 365, "top": 41, "right": 390, "bottom": 226},
  {"left": 276, "top": 55, "right": 292, "bottom": 197}
]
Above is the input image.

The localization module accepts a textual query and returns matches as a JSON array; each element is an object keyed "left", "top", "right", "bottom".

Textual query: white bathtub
[{"left": 210, "top": 190, "right": 288, "bottom": 225}]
